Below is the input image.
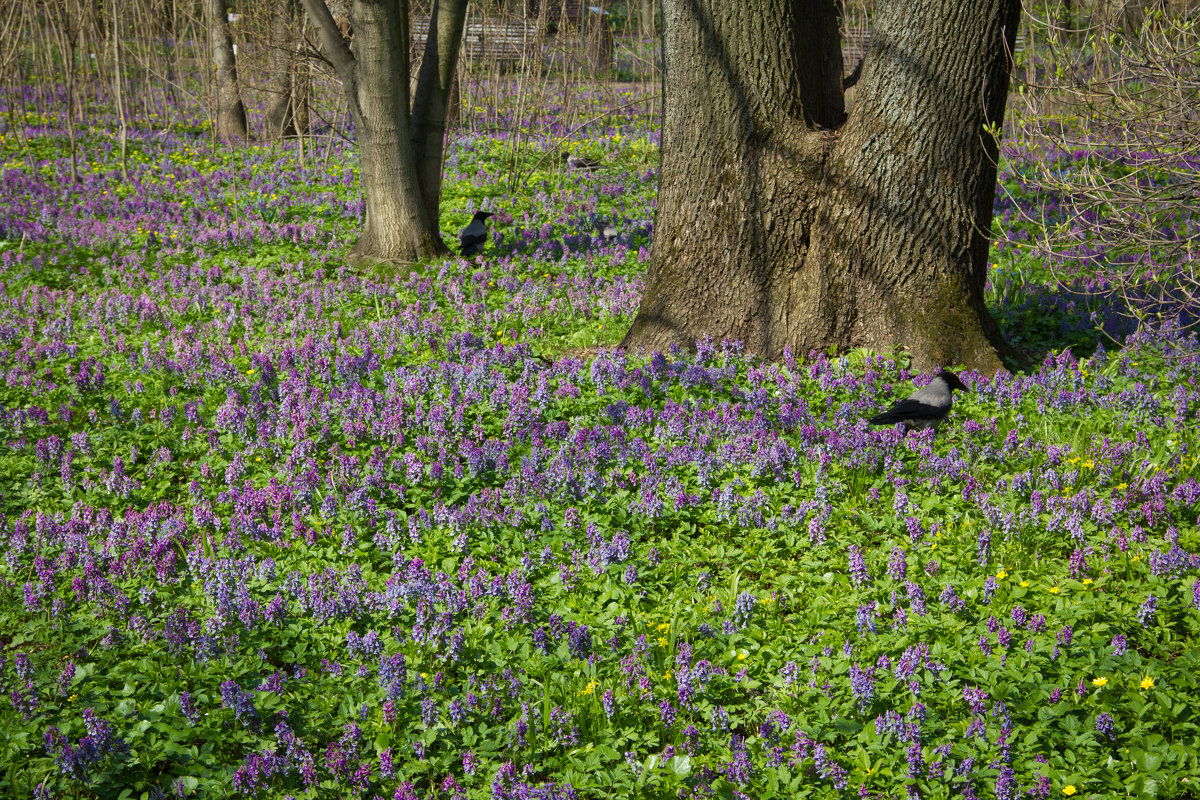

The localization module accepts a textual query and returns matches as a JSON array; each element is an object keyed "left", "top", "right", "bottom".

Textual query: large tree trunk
[
  {"left": 204, "top": 0, "right": 247, "bottom": 141},
  {"left": 622, "top": 0, "right": 1021, "bottom": 374},
  {"left": 301, "top": 0, "right": 468, "bottom": 263}
]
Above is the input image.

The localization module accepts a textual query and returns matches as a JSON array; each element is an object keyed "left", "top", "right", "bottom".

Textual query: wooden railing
[{"left": 411, "top": 17, "right": 540, "bottom": 65}]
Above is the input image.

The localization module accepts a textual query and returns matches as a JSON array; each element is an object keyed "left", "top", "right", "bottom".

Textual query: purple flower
[
  {"left": 906, "top": 581, "right": 927, "bottom": 616},
  {"left": 1010, "top": 605, "right": 1027, "bottom": 628},
  {"left": 220, "top": 681, "right": 258, "bottom": 727},
  {"left": 730, "top": 592, "right": 757, "bottom": 630},
  {"left": 45, "top": 709, "right": 127, "bottom": 781},
  {"left": 1095, "top": 712, "right": 1117, "bottom": 741},
  {"left": 849, "top": 663, "right": 874, "bottom": 711},
  {"left": 813, "top": 744, "right": 848, "bottom": 790},
  {"left": 906, "top": 741, "right": 924, "bottom": 779},
  {"left": 940, "top": 583, "right": 964, "bottom": 611},
  {"left": 1111, "top": 634, "right": 1128, "bottom": 656},
  {"left": 1138, "top": 595, "right": 1158, "bottom": 627},
  {"left": 856, "top": 602, "right": 877, "bottom": 635},
  {"left": 1056, "top": 625, "right": 1073, "bottom": 647},
  {"left": 566, "top": 622, "right": 592, "bottom": 659},
  {"left": 726, "top": 734, "right": 752, "bottom": 785},
  {"left": 963, "top": 685, "right": 988, "bottom": 715},
  {"left": 995, "top": 764, "right": 1018, "bottom": 800},
  {"left": 421, "top": 696, "right": 438, "bottom": 728},
  {"left": 180, "top": 692, "right": 200, "bottom": 724},
  {"left": 15, "top": 653, "right": 34, "bottom": 684},
  {"left": 887, "top": 547, "right": 907, "bottom": 581},
  {"left": 848, "top": 545, "right": 870, "bottom": 586}
]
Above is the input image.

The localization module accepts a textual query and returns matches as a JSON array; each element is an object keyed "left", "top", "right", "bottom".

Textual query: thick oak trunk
[
  {"left": 204, "top": 0, "right": 247, "bottom": 142},
  {"left": 623, "top": 0, "right": 1021, "bottom": 373},
  {"left": 301, "top": 0, "right": 468, "bottom": 263}
]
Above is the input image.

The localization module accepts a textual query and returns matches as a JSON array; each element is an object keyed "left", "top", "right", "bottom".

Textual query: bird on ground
[
  {"left": 868, "top": 369, "right": 969, "bottom": 431},
  {"left": 590, "top": 214, "right": 618, "bottom": 243},
  {"left": 562, "top": 151, "right": 601, "bottom": 171},
  {"left": 458, "top": 211, "right": 494, "bottom": 257}
]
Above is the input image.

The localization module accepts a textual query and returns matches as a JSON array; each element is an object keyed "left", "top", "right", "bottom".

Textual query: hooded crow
[
  {"left": 459, "top": 211, "right": 493, "bottom": 257},
  {"left": 589, "top": 214, "right": 618, "bottom": 243},
  {"left": 868, "top": 369, "right": 969, "bottom": 431},
  {"left": 562, "top": 151, "right": 601, "bottom": 171}
]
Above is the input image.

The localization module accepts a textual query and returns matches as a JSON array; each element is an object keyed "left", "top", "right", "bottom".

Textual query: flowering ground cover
[{"left": 2, "top": 88, "right": 1200, "bottom": 800}]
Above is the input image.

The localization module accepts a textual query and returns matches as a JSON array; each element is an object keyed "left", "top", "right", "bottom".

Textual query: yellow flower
[
  {"left": 1141, "top": 675, "right": 1154, "bottom": 690},
  {"left": 1082, "top": 578, "right": 1093, "bottom": 585},
  {"left": 657, "top": 637, "right": 667, "bottom": 647},
  {"left": 736, "top": 651, "right": 747, "bottom": 661},
  {"left": 1049, "top": 586, "right": 1061, "bottom": 594},
  {"left": 1020, "top": 581, "right": 1030, "bottom": 587},
  {"left": 1063, "top": 787, "right": 1077, "bottom": 796},
  {"left": 1091, "top": 677, "right": 1108, "bottom": 687},
  {"left": 996, "top": 569, "right": 1008, "bottom": 580}
]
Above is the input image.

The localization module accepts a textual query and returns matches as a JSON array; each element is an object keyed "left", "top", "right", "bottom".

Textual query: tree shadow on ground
[{"left": 988, "top": 271, "right": 1198, "bottom": 366}]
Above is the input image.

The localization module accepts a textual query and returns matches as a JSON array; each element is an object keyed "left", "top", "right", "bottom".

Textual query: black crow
[
  {"left": 458, "top": 211, "right": 493, "bottom": 257},
  {"left": 562, "top": 151, "right": 601, "bottom": 171},
  {"left": 868, "top": 369, "right": 969, "bottom": 431}
]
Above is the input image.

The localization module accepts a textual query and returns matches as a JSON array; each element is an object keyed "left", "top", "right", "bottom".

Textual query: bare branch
[{"left": 297, "top": 0, "right": 355, "bottom": 80}]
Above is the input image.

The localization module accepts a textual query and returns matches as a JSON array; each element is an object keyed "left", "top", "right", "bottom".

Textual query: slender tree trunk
[
  {"left": 300, "top": 0, "right": 468, "bottom": 263},
  {"left": 411, "top": 0, "right": 469, "bottom": 217},
  {"left": 1056, "top": 0, "right": 1074, "bottom": 38},
  {"left": 622, "top": 0, "right": 1021, "bottom": 373},
  {"left": 640, "top": 0, "right": 656, "bottom": 36},
  {"left": 112, "top": 0, "right": 129, "bottom": 182},
  {"left": 204, "top": 0, "right": 247, "bottom": 141},
  {"left": 49, "top": 1, "right": 80, "bottom": 183},
  {"left": 266, "top": 0, "right": 307, "bottom": 139}
]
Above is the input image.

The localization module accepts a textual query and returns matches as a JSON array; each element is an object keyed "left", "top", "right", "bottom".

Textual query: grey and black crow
[
  {"left": 458, "top": 211, "right": 493, "bottom": 257},
  {"left": 562, "top": 151, "right": 601, "bottom": 171},
  {"left": 868, "top": 369, "right": 969, "bottom": 431},
  {"left": 589, "top": 214, "right": 618, "bottom": 243}
]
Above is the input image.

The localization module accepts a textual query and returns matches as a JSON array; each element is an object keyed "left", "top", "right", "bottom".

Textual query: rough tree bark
[
  {"left": 266, "top": 0, "right": 309, "bottom": 139},
  {"left": 621, "top": 0, "right": 1022, "bottom": 373},
  {"left": 203, "top": 0, "right": 248, "bottom": 141},
  {"left": 299, "top": 0, "right": 468, "bottom": 263}
]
